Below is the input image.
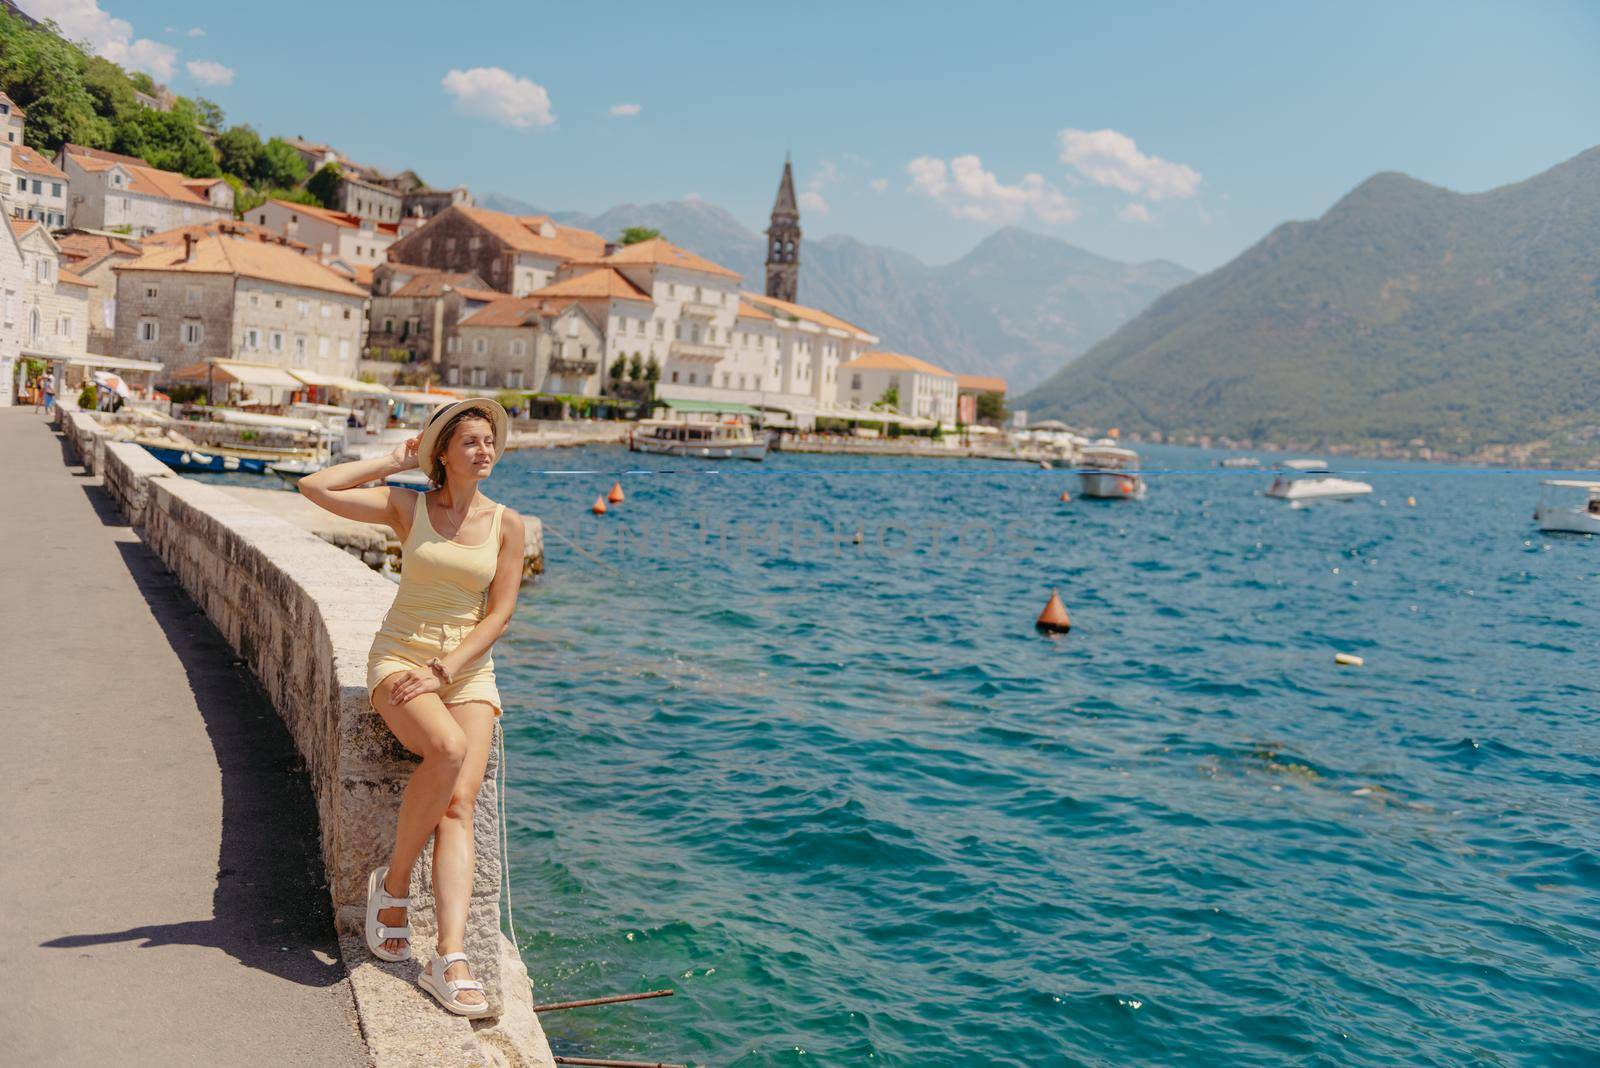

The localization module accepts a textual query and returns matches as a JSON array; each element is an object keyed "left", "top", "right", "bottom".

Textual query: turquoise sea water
[{"left": 205, "top": 446, "right": 1600, "bottom": 1065}]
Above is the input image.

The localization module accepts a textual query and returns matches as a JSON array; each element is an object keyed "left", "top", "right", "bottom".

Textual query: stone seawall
[{"left": 60, "top": 406, "right": 553, "bottom": 1068}]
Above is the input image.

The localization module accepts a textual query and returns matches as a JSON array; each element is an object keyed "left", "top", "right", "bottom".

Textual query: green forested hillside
[
  {"left": 1019, "top": 147, "right": 1600, "bottom": 462},
  {"left": 0, "top": 9, "right": 321, "bottom": 211}
]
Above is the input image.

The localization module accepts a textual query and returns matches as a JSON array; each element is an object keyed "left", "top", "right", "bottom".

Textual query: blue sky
[{"left": 29, "top": 0, "right": 1600, "bottom": 272}]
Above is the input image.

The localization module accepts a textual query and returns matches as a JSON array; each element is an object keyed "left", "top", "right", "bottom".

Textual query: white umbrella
[{"left": 92, "top": 370, "right": 131, "bottom": 398}]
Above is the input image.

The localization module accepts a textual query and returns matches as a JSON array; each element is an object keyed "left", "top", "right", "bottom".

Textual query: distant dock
[{"left": 773, "top": 433, "right": 1069, "bottom": 465}]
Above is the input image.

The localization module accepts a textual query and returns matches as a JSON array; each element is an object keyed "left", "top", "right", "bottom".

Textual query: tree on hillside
[
  {"left": 192, "top": 97, "right": 224, "bottom": 131},
  {"left": 620, "top": 227, "right": 660, "bottom": 245},
  {"left": 307, "top": 162, "right": 343, "bottom": 209},
  {"left": 216, "top": 124, "right": 263, "bottom": 179},
  {"left": 116, "top": 101, "right": 220, "bottom": 177},
  {"left": 0, "top": 13, "right": 98, "bottom": 151},
  {"left": 255, "top": 137, "right": 307, "bottom": 189}
]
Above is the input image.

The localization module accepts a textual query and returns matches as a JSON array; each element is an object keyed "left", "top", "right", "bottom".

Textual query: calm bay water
[{"left": 208, "top": 446, "right": 1600, "bottom": 1065}]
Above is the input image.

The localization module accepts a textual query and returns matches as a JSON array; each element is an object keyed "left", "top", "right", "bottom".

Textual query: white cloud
[
  {"left": 32, "top": 0, "right": 177, "bottom": 80},
  {"left": 869, "top": 178, "right": 889, "bottom": 193},
  {"left": 1057, "top": 128, "right": 1200, "bottom": 201},
  {"left": 609, "top": 103, "right": 642, "bottom": 117},
  {"left": 441, "top": 67, "right": 555, "bottom": 129},
  {"left": 185, "top": 59, "right": 234, "bottom": 87},
  {"left": 907, "top": 154, "right": 1079, "bottom": 226},
  {"left": 1117, "top": 202, "right": 1152, "bottom": 224},
  {"left": 186, "top": 27, "right": 204, "bottom": 37},
  {"left": 799, "top": 190, "right": 830, "bottom": 216}
]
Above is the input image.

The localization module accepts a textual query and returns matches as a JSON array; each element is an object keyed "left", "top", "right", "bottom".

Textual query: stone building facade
[
  {"left": 365, "top": 264, "right": 499, "bottom": 365},
  {"left": 249, "top": 199, "right": 397, "bottom": 267},
  {"left": 113, "top": 232, "right": 366, "bottom": 375},
  {"left": 55, "top": 231, "right": 143, "bottom": 355},
  {"left": 451, "top": 297, "right": 605, "bottom": 395},
  {"left": 386, "top": 204, "right": 606, "bottom": 296},
  {"left": 58, "top": 145, "right": 232, "bottom": 236},
  {"left": 332, "top": 174, "right": 403, "bottom": 224},
  {"left": 11, "top": 218, "right": 90, "bottom": 361}
]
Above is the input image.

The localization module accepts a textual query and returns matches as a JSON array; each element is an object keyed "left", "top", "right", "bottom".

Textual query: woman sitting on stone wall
[{"left": 298, "top": 398, "right": 525, "bottom": 1018}]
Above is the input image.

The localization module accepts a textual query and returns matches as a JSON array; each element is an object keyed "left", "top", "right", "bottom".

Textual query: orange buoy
[
  {"left": 608, "top": 480, "right": 625, "bottom": 504},
  {"left": 1035, "top": 589, "right": 1071, "bottom": 633},
  {"left": 591, "top": 495, "right": 608, "bottom": 515},
  {"left": 1059, "top": 489, "right": 1072, "bottom": 503}
]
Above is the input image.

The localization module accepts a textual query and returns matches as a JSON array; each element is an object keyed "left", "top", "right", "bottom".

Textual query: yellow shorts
[{"left": 367, "top": 619, "right": 502, "bottom": 717}]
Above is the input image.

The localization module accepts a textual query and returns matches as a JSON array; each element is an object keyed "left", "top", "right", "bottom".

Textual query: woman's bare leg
[
  {"left": 369, "top": 672, "right": 468, "bottom": 955},
  {"left": 432, "top": 701, "right": 497, "bottom": 1005}
]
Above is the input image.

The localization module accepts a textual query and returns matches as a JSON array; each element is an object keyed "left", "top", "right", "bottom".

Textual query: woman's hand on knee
[{"left": 389, "top": 668, "right": 443, "bottom": 707}]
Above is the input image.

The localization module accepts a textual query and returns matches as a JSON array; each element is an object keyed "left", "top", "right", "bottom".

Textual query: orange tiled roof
[
  {"left": 391, "top": 271, "right": 485, "bottom": 298},
  {"left": 8, "top": 217, "right": 40, "bottom": 239},
  {"left": 145, "top": 220, "right": 310, "bottom": 253},
  {"left": 54, "top": 232, "right": 143, "bottom": 274},
  {"left": 956, "top": 373, "right": 1008, "bottom": 394},
  {"left": 452, "top": 205, "right": 606, "bottom": 262},
  {"left": 459, "top": 296, "right": 574, "bottom": 328},
  {"left": 843, "top": 350, "right": 956, "bottom": 378},
  {"left": 263, "top": 199, "right": 398, "bottom": 235},
  {"left": 0, "top": 91, "right": 23, "bottom": 117},
  {"left": 65, "top": 149, "right": 220, "bottom": 207},
  {"left": 602, "top": 237, "right": 739, "bottom": 280},
  {"left": 58, "top": 269, "right": 93, "bottom": 287},
  {"left": 736, "top": 301, "right": 774, "bottom": 321},
  {"left": 113, "top": 232, "right": 366, "bottom": 297},
  {"left": 10, "top": 146, "right": 66, "bottom": 180},
  {"left": 740, "top": 290, "right": 875, "bottom": 339},
  {"left": 528, "top": 266, "right": 651, "bottom": 303}
]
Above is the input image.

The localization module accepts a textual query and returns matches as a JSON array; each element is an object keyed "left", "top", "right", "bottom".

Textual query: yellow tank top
[{"left": 386, "top": 491, "right": 504, "bottom": 625}]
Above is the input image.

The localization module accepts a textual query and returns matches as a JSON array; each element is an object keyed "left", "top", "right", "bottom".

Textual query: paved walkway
[{"left": 0, "top": 407, "right": 369, "bottom": 1066}]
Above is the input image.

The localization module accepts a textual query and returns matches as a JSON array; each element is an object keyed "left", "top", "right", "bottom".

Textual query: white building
[
  {"left": 453, "top": 296, "right": 606, "bottom": 396},
  {"left": 248, "top": 199, "right": 397, "bottom": 268},
  {"left": 9, "top": 218, "right": 91, "bottom": 362},
  {"left": 6, "top": 145, "right": 68, "bottom": 229},
  {"left": 837, "top": 350, "right": 958, "bottom": 425},
  {"left": 0, "top": 205, "right": 25, "bottom": 403},
  {"left": 0, "top": 91, "right": 23, "bottom": 147},
  {"left": 58, "top": 145, "right": 233, "bottom": 237},
  {"left": 740, "top": 291, "right": 879, "bottom": 411}
]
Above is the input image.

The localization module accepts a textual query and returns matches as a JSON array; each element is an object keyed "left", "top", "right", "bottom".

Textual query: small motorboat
[
  {"left": 1076, "top": 441, "right": 1146, "bottom": 499},
  {"left": 1265, "top": 459, "right": 1372, "bottom": 505},
  {"left": 1221, "top": 456, "right": 1261, "bottom": 469},
  {"left": 1534, "top": 480, "right": 1600, "bottom": 534},
  {"left": 268, "top": 457, "right": 326, "bottom": 485},
  {"left": 139, "top": 441, "right": 271, "bottom": 475},
  {"left": 384, "top": 470, "right": 433, "bottom": 490}
]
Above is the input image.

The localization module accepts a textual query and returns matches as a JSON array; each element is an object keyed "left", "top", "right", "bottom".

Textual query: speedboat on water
[
  {"left": 1534, "top": 479, "right": 1600, "bottom": 534},
  {"left": 138, "top": 441, "right": 271, "bottom": 474},
  {"left": 1076, "top": 441, "right": 1146, "bottom": 499},
  {"left": 1265, "top": 459, "right": 1372, "bottom": 505}
]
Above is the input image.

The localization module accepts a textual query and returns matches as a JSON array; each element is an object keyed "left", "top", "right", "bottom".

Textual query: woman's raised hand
[{"left": 387, "top": 434, "right": 421, "bottom": 472}]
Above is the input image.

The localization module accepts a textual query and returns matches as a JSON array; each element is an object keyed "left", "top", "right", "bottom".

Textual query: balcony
[
  {"left": 668, "top": 340, "right": 725, "bottom": 363},
  {"left": 679, "top": 300, "right": 720, "bottom": 319},
  {"left": 549, "top": 357, "right": 599, "bottom": 376}
]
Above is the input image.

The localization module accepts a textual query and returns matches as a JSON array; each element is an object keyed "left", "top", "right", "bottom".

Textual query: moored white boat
[
  {"left": 1265, "top": 459, "right": 1372, "bottom": 505},
  {"left": 1076, "top": 442, "right": 1146, "bottom": 499},
  {"left": 1534, "top": 480, "right": 1600, "bottom": 534},
  {"left": 629, "top": 418, "right": 768, "bottom": 460}
]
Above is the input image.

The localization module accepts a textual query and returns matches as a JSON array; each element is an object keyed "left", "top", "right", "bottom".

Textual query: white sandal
[
  {"left": 418, "top": 952, "right": 491, "bottom": 1018},
  {"left": 365, "top": 866, "right": 413, "bottom": 962}
]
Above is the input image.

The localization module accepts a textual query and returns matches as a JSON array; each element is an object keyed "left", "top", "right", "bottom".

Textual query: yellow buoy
[{"left": 1334, "top": 652, "right": 1364, "bottom": 667}]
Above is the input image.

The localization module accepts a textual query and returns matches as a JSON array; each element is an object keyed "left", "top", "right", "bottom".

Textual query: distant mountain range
[
  {"left": 482, "top": 193, "right": 1192, "bottom": 393},
  {"left": 1019, "top": 147, "right": 1600, "bottom": 464}
]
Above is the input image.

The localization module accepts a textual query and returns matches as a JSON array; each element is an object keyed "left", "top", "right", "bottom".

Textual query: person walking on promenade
[
  {"left": 41, "top": 374, "right": 54, "bottom": 414},
  {"left": 298, "top": 398, "right": 525, "bottom": 1018}
]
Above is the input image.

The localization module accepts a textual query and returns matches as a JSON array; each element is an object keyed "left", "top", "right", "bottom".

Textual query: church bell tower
[{"left": 765, "top": 156, "right": 801, "bottom": 303}]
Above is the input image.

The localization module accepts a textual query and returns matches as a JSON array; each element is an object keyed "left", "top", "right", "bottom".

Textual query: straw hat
[{"left": 418, "top": 398, "right": 509, "bottom": 481}]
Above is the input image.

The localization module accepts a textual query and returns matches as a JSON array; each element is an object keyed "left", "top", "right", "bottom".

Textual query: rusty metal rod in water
[
  {"left": 534, "top": 988, "right": 675, "bottom": 1013},
  {"left": 553, "top": 1058, "right": 687, "bottom": 1068}
]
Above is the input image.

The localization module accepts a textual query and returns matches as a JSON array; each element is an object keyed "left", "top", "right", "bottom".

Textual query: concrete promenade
[{"left": 0, "top": 406, "right": 369, "bottom": 1066}]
